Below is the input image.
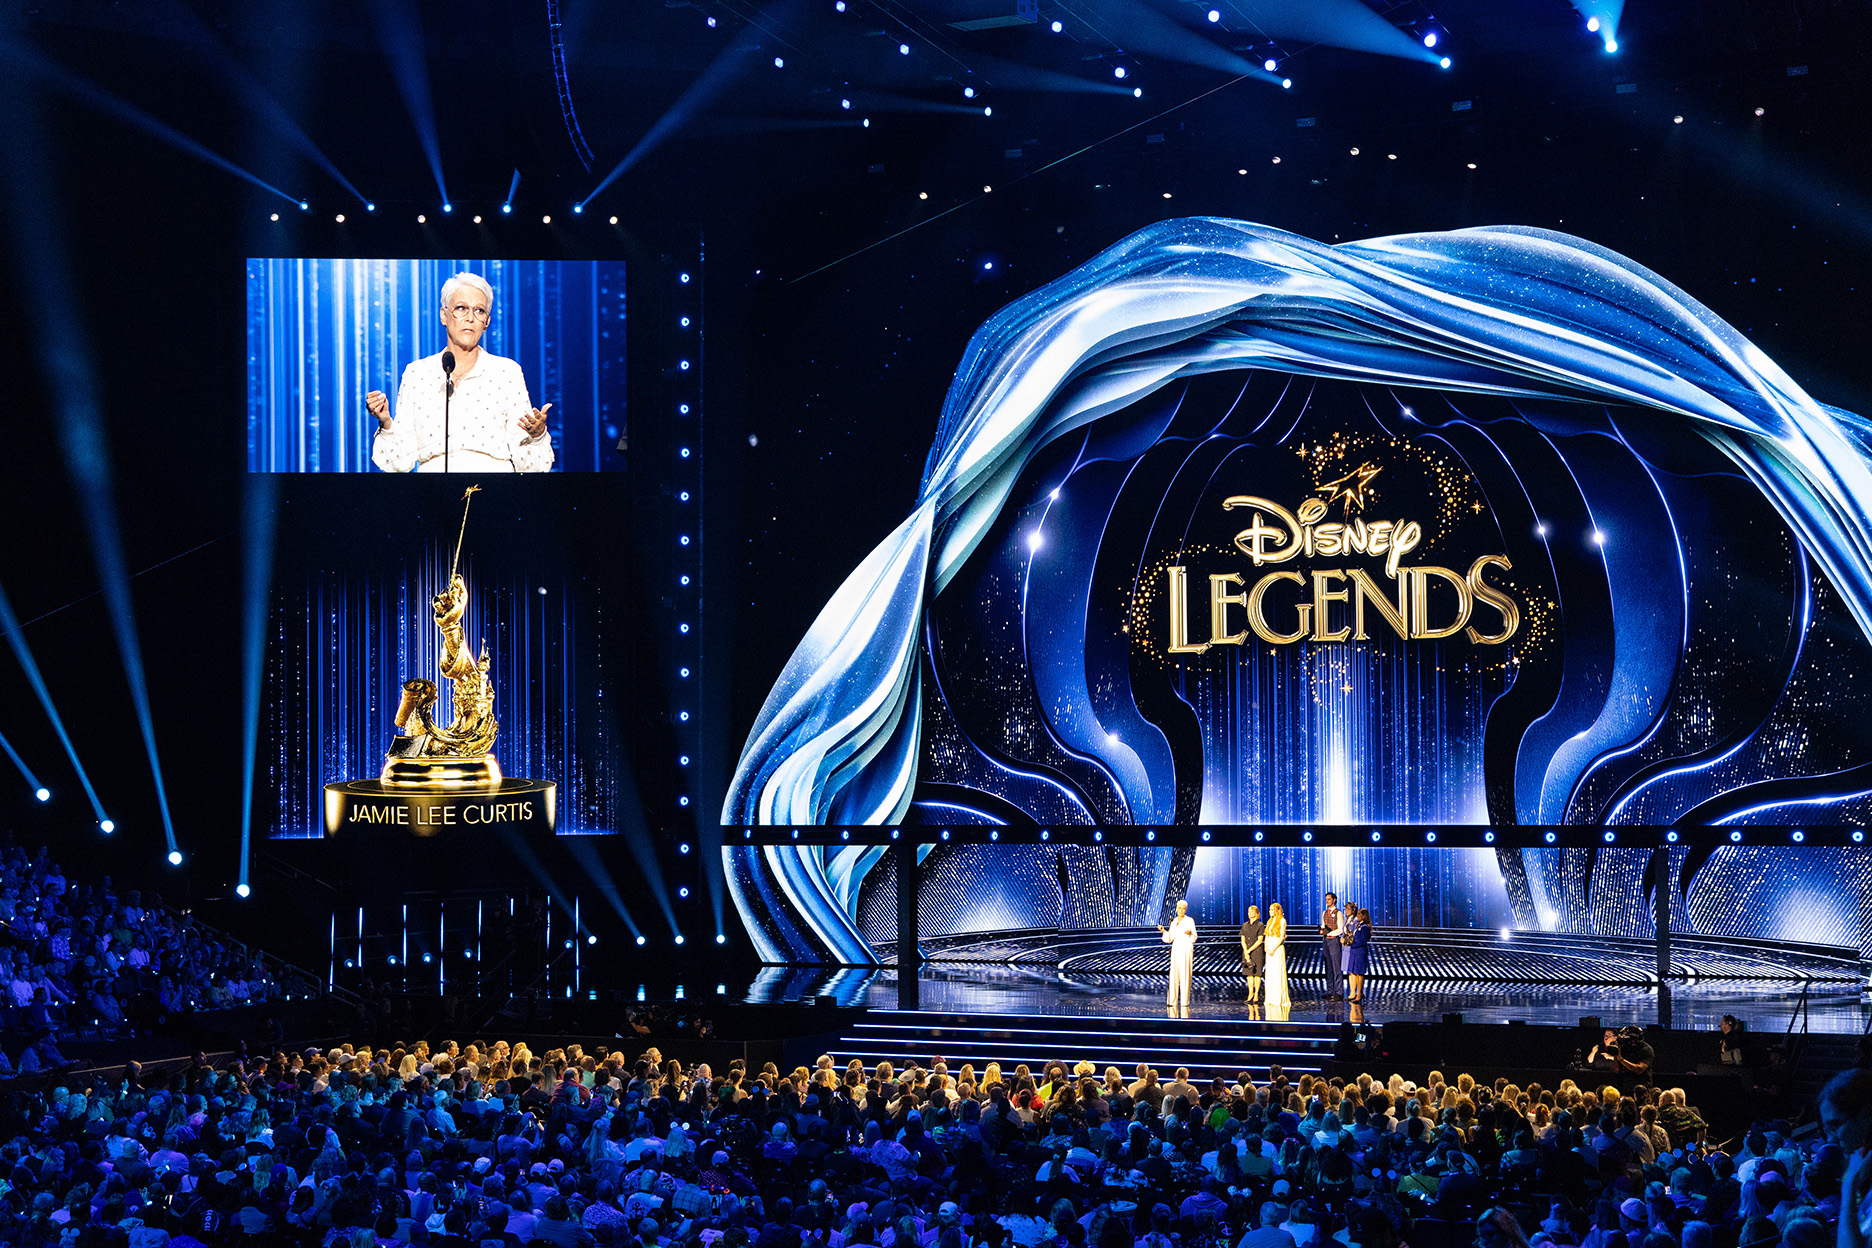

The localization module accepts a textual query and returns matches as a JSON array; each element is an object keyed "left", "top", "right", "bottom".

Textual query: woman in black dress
[{"left": 1239, "top": 905, "right": 1266, "bottom": 1003}]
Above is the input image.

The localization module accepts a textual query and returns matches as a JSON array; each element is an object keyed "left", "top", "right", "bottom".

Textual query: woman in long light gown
[
  {"left": 1264, "top": 902, "right": 1291, "bottom": 1011},
  {"left": 1158, "top": 899, "right": 1198, "bottom": 1014}
]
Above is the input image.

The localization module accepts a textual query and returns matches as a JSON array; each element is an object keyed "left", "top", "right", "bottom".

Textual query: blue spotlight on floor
[
  {"left": 236, "top": 883, "right": 250, "bottom": 898},
  {"left": 100, "top": 819, "right": 114, "bottom": 834},
  {"left": 167, "top": 850, "right": 183, "bottom": 865}
]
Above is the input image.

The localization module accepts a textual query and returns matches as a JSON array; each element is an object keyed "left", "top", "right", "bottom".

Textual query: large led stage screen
[
  {"left": 721, "top": 219, "right": 1872, "bottom": 963},
  {"left": 263, "top": 476, "right": 635, "bottom": 839},
  {"left": 246, "top": 258, "right": 626, "bottom": 473}
]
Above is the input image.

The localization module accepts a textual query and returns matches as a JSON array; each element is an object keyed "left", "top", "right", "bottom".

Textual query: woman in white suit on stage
[{"left": 1158, "top": 899, "right": 1197, "bottom": 1014}]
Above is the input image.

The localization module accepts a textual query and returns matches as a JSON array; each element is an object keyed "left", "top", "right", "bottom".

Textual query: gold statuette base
[{"left": 379, "top": 753, "right": 504, "bottom": 789}]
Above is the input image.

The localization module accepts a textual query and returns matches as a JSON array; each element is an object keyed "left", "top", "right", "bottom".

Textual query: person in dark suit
[{"left": 1319, "top": 894, "right": 1344, "bottom": 1001}]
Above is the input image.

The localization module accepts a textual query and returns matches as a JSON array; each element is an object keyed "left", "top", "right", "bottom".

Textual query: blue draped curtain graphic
[{"left": 720, "top": 218, "right": 1872, "bottom": 964}]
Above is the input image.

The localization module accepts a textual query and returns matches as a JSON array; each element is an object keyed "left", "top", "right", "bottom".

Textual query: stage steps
[{"left": 819, "top": 1009, "right": 1341, "bottom": 1082}]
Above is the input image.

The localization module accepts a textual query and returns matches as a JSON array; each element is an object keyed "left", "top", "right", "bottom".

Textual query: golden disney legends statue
[
  {"left": 382, "top": 486, "right": 502, "bottom": 788},
  {"left": 322, "top": 485, "right": 556, "bottom": 835}
]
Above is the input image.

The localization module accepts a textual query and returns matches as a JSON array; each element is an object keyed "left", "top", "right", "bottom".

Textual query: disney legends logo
[{"left": 1162, "top": 466, "right": 1520, "bottom": 652}]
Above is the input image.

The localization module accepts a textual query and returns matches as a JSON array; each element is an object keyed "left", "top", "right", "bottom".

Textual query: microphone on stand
[{"left": 442, "top": 351, "right": 456, "bottom": 473}]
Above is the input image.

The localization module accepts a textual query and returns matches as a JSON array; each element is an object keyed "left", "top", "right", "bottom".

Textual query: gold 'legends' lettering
[{"left": 1162, "top": 483, "right": 1520, "bottom": 651}]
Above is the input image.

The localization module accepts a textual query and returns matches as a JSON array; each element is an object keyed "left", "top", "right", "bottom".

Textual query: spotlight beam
[
  {"left": 562, "top": 837, "right": 644, "bottom": 939},
  {"left": 825, "top": 92, "right": 1004, "bottom": 117},
  {"left": 150, "top": 0, "right": 372, "bottom": 204},
  {"left": 491, "top": 827, "right": 590, "bottom": 937},
  {"left": 1216, "top": 0, "right": 1444, "bottom": 64},
  {"left": 0, "top": 36, "right": 304, "bottom": 205},
  {"left": 1073, "top": 0, "right": 1274, "bottom": 80},
  {"left": 958, "top": 54, "right": 1139, "bottom": 96},
  {"left": 362, "top": 0, "right": 450, "bottom": 206},
  {"left": 580, "top": 0, "right": 812, "bottom": 209},
  {"left": 0, "top": 729, "right": 47, "bottom": 799},
  {"left": 0, "top": 579, "right": 107, "bottom": 822},
  {"left": 237, "top": 475, "right": 278, "bottom": 894},
  {"left": 613, "top": 750, "right": 681, "bottom": 935},
  {"left": 0, "top": 83, "right": 180, "bottom": 854}
]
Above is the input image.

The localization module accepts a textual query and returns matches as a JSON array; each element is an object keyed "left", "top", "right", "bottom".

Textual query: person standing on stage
[
  {"left": 1264, "top": 903, "right": 1291, "bottom": 1010},
  {"left": 1344, "top": 906, "right": 1371, "bottom": 1003},
  {"left": 366, "top": 271, "right": 557, "bottom": 474},
  {"left": 1320, "top": 893, "right": 1345, "bottom": 1001},
  {"left": 1158, "top": 899, "right": 1198, "bottom": 1014},
  {"left": 1240, "top": 905, "right": 1266, "bottom": 1004}
]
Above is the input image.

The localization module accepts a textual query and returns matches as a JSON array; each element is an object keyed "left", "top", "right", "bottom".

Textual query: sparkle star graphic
[{"left": 1315, "top": 462, "right": 1383, "bottom": 515}]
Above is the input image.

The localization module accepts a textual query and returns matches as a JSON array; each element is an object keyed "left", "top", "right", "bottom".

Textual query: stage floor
[
  {"left": 738, "top": 968, "right": 1870, "bottom": 1033},
  {"left": 728, "top": 926, "right": 1872, "bottom": 1034}
]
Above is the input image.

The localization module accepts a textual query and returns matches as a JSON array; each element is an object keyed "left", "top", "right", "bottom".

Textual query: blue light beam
[
  {"left": 0, "top": 36, "right": 303, "bottom": 205},
  {"left": 1080, "top": 0, "right": 1277, "bottom": 81},
  {"left": 561, "top": 837, "right": 644, "bottom": 940},
  {"left": 0, "top": 579, "right": 108, "bottom": 823},
  {"left": 238, "top": 473, "right": 278, "bottom": 893},
  {"left": 1221, "top": 0, "right": 1443, "bottom": 65},
  {"left": 0, "top": 82, "right": 179, "bottom": 854},
  {"left": 0, "top": 729, "right": 48, "bottom": 800},
  {"left": 152, "top": 1, "right": 372, "bottom": 205},
  {"left": 956, "top": 54, "right": 1139, "bottom": 96},
  {"left": 362, "top": 0, "right": 450, "bottom": 206},
  {"left": 581, "top": 0, "right": 811, "bottom": 209}
]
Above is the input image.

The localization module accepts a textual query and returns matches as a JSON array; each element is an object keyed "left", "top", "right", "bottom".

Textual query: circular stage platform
[
  {"left": 882, "top": 925, "right": 1864, "bottom": 985},
  {"left": 779, "top": 925, "right": 1872, "bottom": 1031}
]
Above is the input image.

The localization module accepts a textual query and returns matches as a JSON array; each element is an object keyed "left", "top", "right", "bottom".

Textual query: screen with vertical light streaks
[
  {"left": 263, "top": 477, "right": 626, "bottom": 837},
  {"left": 246, "top": 258, "right": 626, "bottom": 472}
]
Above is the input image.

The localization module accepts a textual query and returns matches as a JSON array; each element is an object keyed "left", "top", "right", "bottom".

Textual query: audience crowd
[
  {"left": 0, "top": 839, "right": 308, "bottom": 1064},
  {"left": 0, "top": 1030, "right": 1861, "bottom": 1248}
]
